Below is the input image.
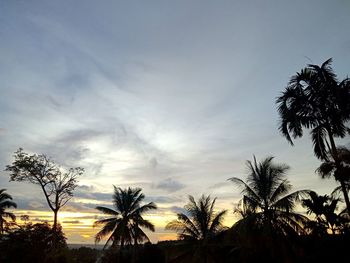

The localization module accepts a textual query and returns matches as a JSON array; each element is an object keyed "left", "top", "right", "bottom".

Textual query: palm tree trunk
[
  {"left": 328, "top": 132, "right": 350, "bottom": 212},
  {"left": 132, "top": 238, "right": 137, "bottom": 263}
]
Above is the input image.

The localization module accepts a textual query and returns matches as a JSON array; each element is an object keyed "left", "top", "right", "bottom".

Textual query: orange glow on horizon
[{"left": 11, "top": 205, "right": 239, "bottom": 244}]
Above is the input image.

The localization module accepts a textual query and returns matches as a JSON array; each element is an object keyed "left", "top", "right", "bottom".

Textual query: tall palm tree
[
  {"left": 229, "top": 156, "right": 309, "bottom": 236},
  {"left": 166, "top": 195, "right": 227, "bottom": 241},
  {"left": 0, "top": 189, "right": 17, "bottom": 234},
  {"left": 276, "top": 58, "right": 350, "bottom": 211},
  {"left": 93, "top": 186, "right": 157, "bottom": 249}
]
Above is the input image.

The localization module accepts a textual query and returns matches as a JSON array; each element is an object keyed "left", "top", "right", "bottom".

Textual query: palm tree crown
[
  {"left": 166, "top": 195, "right": 227, "bottom": 241},
  {"left": 229, "top": 156, "right": 308, "bottom": 235},
  {"left": 276, "top": 58, "right": 350, "bottom": 160},
  {"left": 93, "top": 186, "right": 157, "bottom": 249},
  {"left": 0, "top": 189, "right": 17, "bottom": 234}
]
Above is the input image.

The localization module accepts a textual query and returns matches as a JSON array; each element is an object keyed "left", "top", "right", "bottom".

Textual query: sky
[{"left": 0, "top": 0, "right": 349, "bottom": 244}]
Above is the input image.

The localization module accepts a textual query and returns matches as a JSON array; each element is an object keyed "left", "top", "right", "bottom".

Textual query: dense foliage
[{"left": 0, "top": 222, "right": 68, "bottom": 263}]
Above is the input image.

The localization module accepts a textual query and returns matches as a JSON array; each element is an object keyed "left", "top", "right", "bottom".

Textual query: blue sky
[{"left": 0, "top": 0, "right": 349, "bottom": 243}]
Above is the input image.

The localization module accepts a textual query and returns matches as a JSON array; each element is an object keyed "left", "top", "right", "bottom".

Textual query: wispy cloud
[{"left": 153, "top": 178, "right": 185, "bottom": 193}]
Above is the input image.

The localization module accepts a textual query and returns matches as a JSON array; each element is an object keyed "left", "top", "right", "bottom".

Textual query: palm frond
[
  {"left": 311, "top": 125, "right": 329, "bottom": 160},
  {"left": 2, "top": 211, "right": 16, "bottom": 221},
  {"left": 316, "top": 161, "right": 335, "bottom": 179},
  {"left": 95, "top": 220, "right": 117, "bottom": 244},
  {"left": 95, "top": 206, "right": 119, "bottom": 216},
  {"left": 0, "top": 200, "right": 17, "bottom": 209},
  {"left": 269, "top": 180, "right": 292, "bottom": 203},
  {"left": 228, "top": 177, "right": 261, "bottom": 205},
  {"left": 133, "top": 202, "right": 157, "bottom": 215},
  {"left": 135, "top": 217, "right": 155, "bottom": 232},
  {"left": 93, "top": 217, "right": 117, "bottom": 227},
  {"left": 209, "top": 209, "right": 227, "bottom": 233}
]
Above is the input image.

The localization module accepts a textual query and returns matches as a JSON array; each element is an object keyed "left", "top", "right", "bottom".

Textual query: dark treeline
[{"left": 1, "top": 59, "right": 350, "bottom": 262}]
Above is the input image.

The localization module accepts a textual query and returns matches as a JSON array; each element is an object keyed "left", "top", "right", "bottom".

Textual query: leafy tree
[
  {"left": 166, "top": 195, "right": 227, "bottom": 241},
  {"left": 94, "top": 186, "right": 157, "bottom": 249},
  {"left": 5, "top": 148, "right": 84, "bottom": 229},
  {"left": 0, "top": 189, "right": 17, "bottom": 234},
  {"left": 229, "top": 156, "right": 309, "bottom": 236},
  {"left": 276, "top": 58, "right": 350, "bottom": 211}
]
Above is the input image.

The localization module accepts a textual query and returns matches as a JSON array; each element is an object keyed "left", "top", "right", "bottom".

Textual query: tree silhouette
[
  {"left": 229, "top": 156, "right": 309, "bottom": 236},
  {"left": 276, "top": 58, "right": 350, "bottom": 211},
  {"left": 93, "top": 186, "right": 157, "bottom": 249},
  {"left": 5, "top": 148, "right": 84, "bottom": 229},
  {"left": 301, "top": 191, "right": 331, "bottom": 235},
  {"left": 317, "top": 147, "right": 350, "bottom": 200},
  {"left": 0, "top": 222, "right": 67, "bottom": 263},
  {"left": 302, "top": 191, "right": 349, "bottom": 235},
  {"left": 0, "top": 189, "right": 17, "bottom": 234},
  {"left": 165, "top": 195, "right": 227, "bottom": 263},
  {"left": 166, "top": 195, "right": 227, "bottom": 241}
]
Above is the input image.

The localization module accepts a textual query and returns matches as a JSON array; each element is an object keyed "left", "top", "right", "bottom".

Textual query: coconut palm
[
  {"left": 93, "top": 186, "right": 157, "bottom": 249},
  {"left": 166, "top": 195, "right": 227, "bottom": 241},
  {"left": 166, "top": 195, "right": 227, "bottom": 263},
  {"left": 0, "top": 189, "right": 17, "bottom": 234},
  {"left": 229, "top": 156, "right": 309, "bottom": 236},
  {"left": 276, "top": 58, "right": 350, "bottom": 211}
]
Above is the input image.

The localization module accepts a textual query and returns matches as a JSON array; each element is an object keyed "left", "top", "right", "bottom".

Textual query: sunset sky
[{"left": 0, "top": 0, "right": 349, "bottom": 244}]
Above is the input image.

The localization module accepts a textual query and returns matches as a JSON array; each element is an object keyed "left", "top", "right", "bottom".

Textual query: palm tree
[
  {"left": 166, "top": 195, "right": 227, "bottom": 241},
  {"left": 276, "top": 58, "right": 350, "bottom": 211},
  {"left": 302, "top": 191, "right": 345, "bottom": 234},
  {"left": 93, "top": 186, "right": 157, "bottom": 249},
  {"left": 229, "top": 156, "right": 309, "bottom": 236},
  {"left": 0, "top": 189, "right": 17, "bottom": 234},
  {"left": 166, "top": 195, "right": 227, "bottom": 263},
  {"left": 301, "top": 191, "right": 330, "bottom": 235}
]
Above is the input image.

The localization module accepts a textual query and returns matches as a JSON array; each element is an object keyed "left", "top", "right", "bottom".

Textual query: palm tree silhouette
[
  {"left": 302, "top": 191, "right": 348, "bottom": 235},
  {"left": 93, "top": 186, "right": 157, "bottom": 249},
  {"left": 165, "top": 195, "right": 227, "bottom": 263},
  {"left": 0, "top": 189, "right": 17, "bottom": 234},
  {"left": 229, "top": 156, "right": 309, "bottom": 236},
  {"left": 166, "top": 195, "right": 227, "bottom": 241},
  {"left": 301, "top": 191, "right": 330, "bottom": 235},
  {"left": 276, "top": 58, "right": 350, "bottom": 211}
]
